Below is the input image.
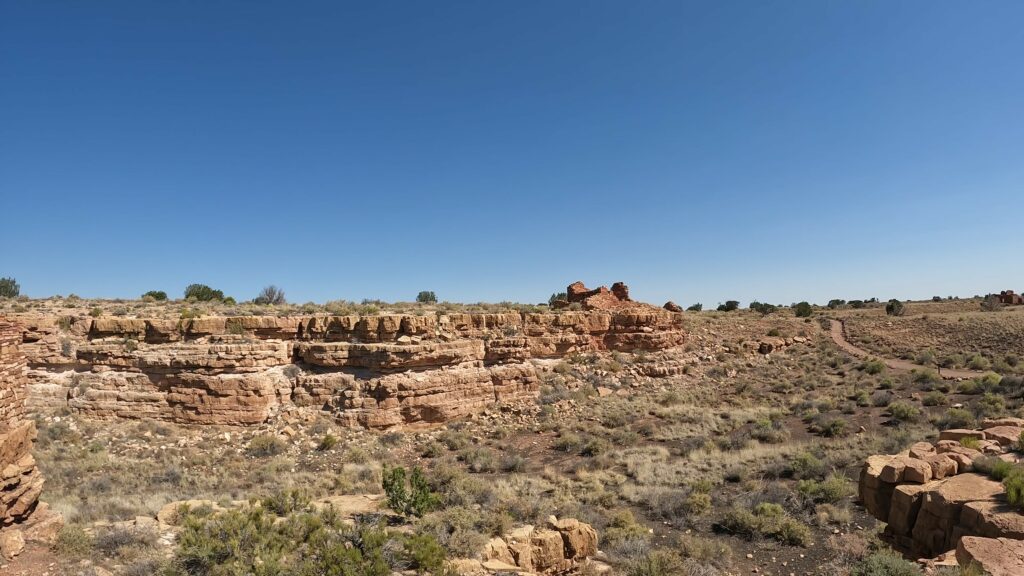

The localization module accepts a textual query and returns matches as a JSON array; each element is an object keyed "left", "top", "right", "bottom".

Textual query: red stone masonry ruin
[{"left": 998, "top": 290, "right": 1023, "bottom": 305}]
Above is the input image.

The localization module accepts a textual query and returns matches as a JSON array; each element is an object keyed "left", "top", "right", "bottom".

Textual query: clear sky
[{"left": 2, "top": 2, "right": 1022, "bottom": 307}]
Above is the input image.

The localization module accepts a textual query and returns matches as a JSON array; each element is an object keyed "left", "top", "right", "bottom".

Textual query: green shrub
[
  {"left": 141, "top": 290, "right": 168, "bottom": 301},
  {"left": 974, "top": 456, "right": 1016, "bottom": 480},
  {"left": 175, "top": 505, "right": 445, "bottom": 576},
  {"left": 0, "top": 277, "right": 19, "bottom": 298},
  {"left": 416, "top": 291, "right": 438, "bottom": 303},
  {"left": 792, "top": 301, "right": 813, "bottom": 318},
  {"left": 972, "top": 393, "right": 1006, "bottom": 418},
  {"left": 967, "top": 354, "right": 992, "bottom": 371},
  {"left": 851, "top": 550, "right": 919, "bottom": 576},
  {"left": 317, "top": 434, "right": 338, "bottom": 451},
  {"left": 262, "top": 489, "right": 311, "bottom": 516},
  {"left": 1003, "top": 469, "right": 1024, "bottom": 509},
  {"left": 677, "top": 534, "right": 732, "bottom": 568},
  {"left": 797, "top": 474, "right": 852, "bottom": 504},
  {"left": 789, "top": 451, "right": 827, "bottom": 480},
  {"left": 184, "top": 284, "right": 225, "bottom": 302},
  {"left": 937, "top": 408, "right": 976, "bottom": 429},
  {"left": 750, "top": 301, "right": 778, "bottom": 315},
  {"left": 885, "top": 299, "right": 905, "bottom": 317},
  {"left": 54, "top": 525, "right": 93, "bottom": 558},
  {"left": 719, "top": 503, "right": 812, "bottom": 546},
  {"left": 922, "top": 391, "right": 947, "bottom": 406},
  {"left": 861, "top": 359, "right": 886, "bottom": 375},
  {"left": 247, "top": 434, "right": 286, "bottom": 457},
  {"left": 716, "top": 300, "right": 740, "bottom": 312},
  {"left": 626, "top": 550, "right": 685, "bottom": 576},
  {"left": 684, "top": 492, "right": 712, "bottom": 516},
  {"left": 959, "top": 436, "right": 980, "bottom": 450},
  {"left": 603, "top": 509, "right": 651, "bottom": 548},
  {"left": 888, "top": 401, "right": 920, "bottom": 422},
  {"left": 548, "top": 292, "right": 567, "bottom": 305},
  {"left": 686, "top": 303, "right": 703, "bottom": 312},
  {"left": 809, "top": 415, "right": 848, "bottom": 438},
  {"left": 382, "top": 466, "right": 439, "bottom": 518}
]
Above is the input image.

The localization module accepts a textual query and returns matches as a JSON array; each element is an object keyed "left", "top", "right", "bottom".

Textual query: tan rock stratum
[{"left": 13, "top": 309, "right": 685, "bottom": 428}]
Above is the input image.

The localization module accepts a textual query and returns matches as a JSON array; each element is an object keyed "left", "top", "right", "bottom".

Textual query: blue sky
[{"left": 2, "top": 2, "right": 1022, "bottom": 307}]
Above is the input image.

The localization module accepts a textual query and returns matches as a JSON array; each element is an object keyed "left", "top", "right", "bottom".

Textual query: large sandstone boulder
[
  {"left": 956, "top": 536, "right": 1024, "bottom": 576},
  {"left": 551, "top": 518, "right": 598, "bottom": 559}
]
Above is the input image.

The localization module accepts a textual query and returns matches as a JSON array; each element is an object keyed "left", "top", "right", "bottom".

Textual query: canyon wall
[
  {"left": 14, "top": 310, "right": 686, "bottom": 428},
  {"left": 0, "top": 319, "right": 43, "bottom": 528}
]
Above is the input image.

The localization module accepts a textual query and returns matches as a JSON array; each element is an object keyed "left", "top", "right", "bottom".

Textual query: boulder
[
  {"left": 860, "top": 455, "right": 897, "bottom": 518},
  {"left": 956, "top": 536, "right": 1024, "bottom": 576},
  {"left": 939, "top": 429, "right": 986, "bottom": 442},
  {"left": 981, "top": 426, "right": 1023, "bottom": 447},
  {"left": 0, "top": 528, "right": 24, "bottom": 559},
  {"left": 663, "top": 301, "right": 683, "bottom": 313},
  {"left": 909, "top": 442, "right": 936, "bottom": 459},
  {"left": 551, "top": 518, "right": 598, "bottom": 559},
  {"left": 483, "top": 537, "right": 515, "bottom": 566},
  {"left": 530, "top": 529, "right": 565, "bottom": 571}
]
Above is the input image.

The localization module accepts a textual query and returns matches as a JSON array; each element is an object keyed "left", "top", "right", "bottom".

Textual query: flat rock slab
[{"left": 956, "top": 536, "right": 1024, "bottom": 576}]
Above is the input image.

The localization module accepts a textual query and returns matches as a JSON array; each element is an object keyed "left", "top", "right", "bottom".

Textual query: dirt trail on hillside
[{"left": 827, "top": 319, "right": 985, "bottom": 380}]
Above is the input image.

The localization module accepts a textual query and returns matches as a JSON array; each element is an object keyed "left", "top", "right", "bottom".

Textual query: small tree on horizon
[
  {"left": 793, "top": 301, "right": 813, "bottom": 318},
  {"left": 142, "top": 290, "right": 168, "bottom": 301},
  {"left": 416, "top": 291, "right": 438, "bottom": 304},
  {"left": 0, "top": 277, "right": 20, "bottom": 298},
  {"left": 885, "top": 299, "right": 906, "bottom": 317},
  {"left": 254, "top": 285, "right": 286, "bottom": 305},
  {"left": 750, "top": 301, "right": 778, "bottom": 315},
  {"left": 184, "top": 284, "right": 225, "bottom": 302},
  {"left": 548, "top": 291, "right": 568, "bottom": 305},
  {"left": 686, "top": 303, "right": 703, "bottom": 312},
  {"left": 716, "top": 300, "right": 740, "bottom": 312}
]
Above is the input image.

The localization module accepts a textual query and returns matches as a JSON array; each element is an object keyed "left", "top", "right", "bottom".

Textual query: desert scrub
[
  {"left": 808, "top": 414, "right": 849, "bottom": 438},
  {"left": 247, "top": 433, "right": 286, "bottom": 457},
  {"left": 935, "top": 408, "right": 975, "bottom": 430},
  {"left": 888, "top": 401, "right": 920, "bottom": 422},
  {"left": 796, "top": 474, "right": 852, "bottom": 505},
  {"left": 718, "top": 503, "right": 812, "bottom": 546},
  {"left": 382, "top": 466, "right": 438, "bottom": 518},
  {"left": 175, "top": 505, "right": 446, "bottom": 576},
  {"left": 860, "top": 359, "right": 886, "bottom": 375},
  {"left": 851, "top": 550, "right": 920, "bottom": 576},
  {"left": 922, "top": 391, "right": 947, "bottom": 406},
  {"left": 55, "top": 524, "right": 94, "bottom": 558},
  {"left": 317, "top": 434, "right": 338, "bottom": 451}
]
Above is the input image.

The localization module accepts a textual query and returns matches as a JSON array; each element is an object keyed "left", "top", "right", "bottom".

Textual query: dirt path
[{"left": 827, "top": 319, "right": 986, "bottom": 380}]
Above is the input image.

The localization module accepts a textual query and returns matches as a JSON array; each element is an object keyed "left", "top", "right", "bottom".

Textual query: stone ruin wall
[
  {"left": 13, "top": 310, "right": 687, "bottom": 428},
  {"left": 0, "top": 319, "right": 44, "bottom": 528}
]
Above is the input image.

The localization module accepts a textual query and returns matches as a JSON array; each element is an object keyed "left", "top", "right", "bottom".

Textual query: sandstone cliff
[
  {"left": 0, "top": 319, "right": 46, "bottom": 555},
  {"left": 15, "top": 310, "right": 686, "bottom": 428}
]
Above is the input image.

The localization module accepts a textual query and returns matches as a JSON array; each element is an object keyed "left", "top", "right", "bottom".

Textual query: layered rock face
[
  {"left": 16, "top": 310, "right": 685, "bottom": 428},
  {"left": 0, "top": 319, "right": 44, "bottom": 529},
  {"left": 859, "top": 419, "right": 1024, "bottom": 573}
]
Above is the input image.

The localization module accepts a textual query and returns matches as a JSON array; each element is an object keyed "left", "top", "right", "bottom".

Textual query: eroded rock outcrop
[
  {"left": 0, "top": 318, "right": 63, "bottom": 558},
  {"left": 859, "top": 420, "right": 1024, "bottom": 573},
  {"left": 16, "top": 309, "right": 685, "bottom": 428},
  {"left": 473, "top": 516, "right": 599, "bottom": 574},
  {"left": 0, "top": 321, "right": 43, "bottom": 529}
]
